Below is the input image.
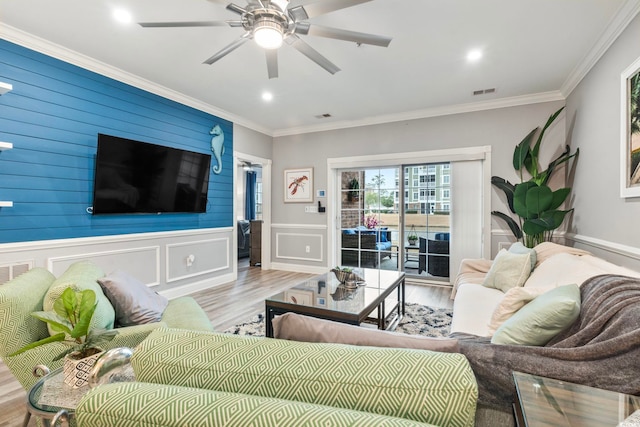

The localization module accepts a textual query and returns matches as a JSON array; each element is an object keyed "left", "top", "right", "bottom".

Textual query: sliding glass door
[
  {"left": 339, "top": 168, "right": 399, "bottom": 271},
  {"left": 338, "top": 163, "right": 451, "bottom": 281},
  {"left": 401, "top": 163, "right": 450, "bottom": 281}
]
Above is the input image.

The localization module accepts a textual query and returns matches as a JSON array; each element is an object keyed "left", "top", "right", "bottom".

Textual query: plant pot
[
  {"left": 408, "top": 239, "right": 417, "bottom": 246},
  {"left": 63, "top": 348, "right": 104, "bottom": 388}
]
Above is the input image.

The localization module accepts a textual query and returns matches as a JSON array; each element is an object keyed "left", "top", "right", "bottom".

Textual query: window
[
  {"left": 442, "top": 175, "right": 450, "bottom": 184},
  {"left": 413, "top": 179, "right": 419, "bottom": 187},
  {"left": 443, "top": 189, "right": 450, "bottom": 199},
  {"left": 412, "top": 191, "right": 419, "bottom": 200}
]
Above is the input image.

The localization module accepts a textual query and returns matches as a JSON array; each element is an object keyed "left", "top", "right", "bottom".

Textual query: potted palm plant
[
  {"left": 10, "top": 287, "right": 117, "bottom": 388},
  {"left": 492, "top": 107, "right": 579, "bottom": 248}
]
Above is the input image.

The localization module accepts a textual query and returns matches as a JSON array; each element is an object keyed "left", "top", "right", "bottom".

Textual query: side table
[
  {"left": 26, "top": 348, "right": 134, "bottom": 426},
  {"left": 513, "top": 371, "right": 640, "bottom": 427}
]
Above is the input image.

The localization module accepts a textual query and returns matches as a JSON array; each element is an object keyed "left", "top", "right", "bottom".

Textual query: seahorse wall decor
[{"left": 210, "top": 124, "right": 225, "bottom": 174}]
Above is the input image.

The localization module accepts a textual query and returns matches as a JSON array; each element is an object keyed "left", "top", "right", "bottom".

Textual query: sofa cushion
[
  {"left": 482, "top": 249, "right": 533, "bottom": 293},
  {"left": 487, "top": 286, "right": 553, "bottom": 335},
  {"left": 491, "top": 283, "right": 580, "bottom": 346},
  {"left": 273, "top": 312, "right": 459, "bottom": 352},
  {"left": 77, "top": 382, "right": 440, "bottom": 427},
  {"left": 43, "top": 261, "right": 115, "bottom": 334},
  {"left": 524, "top": 253, "right": 640, "bottom": 289},
  {"left": 133, "top": 328, "right": 478, "bottom": 427},
  {"left": 450, "top": 283, "right": 505, "bottom": 337},
  {"left": 98, "top": 270, "right": 169, "bottom": 327}
]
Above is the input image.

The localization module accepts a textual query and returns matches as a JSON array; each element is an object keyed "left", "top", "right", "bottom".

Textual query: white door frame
[{"left": 234, "top": 152, "right": 272, "bottom": 272}]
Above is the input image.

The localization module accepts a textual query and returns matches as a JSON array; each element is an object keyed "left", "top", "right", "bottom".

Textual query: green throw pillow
[
  {"left": 508, "top": 242, "right": 537, "bottom": 271},
  {"left": 482, "top": 249, "right": 533, "bottom": 293},
  {"left": 491, "top": 283, "right": 581, "bottom": 346},
  {"left": 43, "top": 261, "right": 115, "bottom": 335}
]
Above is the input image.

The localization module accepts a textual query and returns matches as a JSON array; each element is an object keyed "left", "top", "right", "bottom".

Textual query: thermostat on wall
[{"left": 317, "top": 190, "right": 326, "bottom": 198}]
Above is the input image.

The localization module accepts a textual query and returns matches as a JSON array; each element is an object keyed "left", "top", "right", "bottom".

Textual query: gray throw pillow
[{"left": 98, "top": 270, "right": 169, "bottom": 327}]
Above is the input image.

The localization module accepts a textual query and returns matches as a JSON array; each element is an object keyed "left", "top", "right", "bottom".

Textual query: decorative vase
[{"left": 63, "top": 348, "right": 104, "bottom": 388}]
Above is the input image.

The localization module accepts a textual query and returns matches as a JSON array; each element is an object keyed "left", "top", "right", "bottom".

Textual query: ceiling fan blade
[
  {"left": 286, "top": 34, "right": 340, "bottom": 74},
  {"left": 139, "top": 21, "right": 229, "bottom": 28},
  {"left": 266, "top": 50, "right": 278, "bottom": 79},
  {"left": 296, "top": 23, "right": 391, "bottom": 47},
  {"left": 203, "top": 34, "right": 252, "bottom": 65},
  {"left": 288, "top": 0, "right": 372, "bottom": 21},
  {"left": 227, "top": 3, "right": 249, "bottom": 15}
]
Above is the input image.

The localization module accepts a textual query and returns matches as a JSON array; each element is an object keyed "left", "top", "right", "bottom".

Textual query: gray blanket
[{"left": 456, "top": 274, "right": 640, "bottom": 410}]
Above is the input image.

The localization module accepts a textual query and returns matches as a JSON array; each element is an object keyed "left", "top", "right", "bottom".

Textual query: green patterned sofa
[
  {"left": 75, "top": 328, "right": 478, "bottom": 426},
  {"left": 0, "top": 262, "right": 213, "bottom": 392}
]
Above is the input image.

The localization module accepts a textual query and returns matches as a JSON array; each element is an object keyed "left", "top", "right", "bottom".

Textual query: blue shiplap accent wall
[{"left": 0, "top": 39, "right": 233, "bottom": 243}]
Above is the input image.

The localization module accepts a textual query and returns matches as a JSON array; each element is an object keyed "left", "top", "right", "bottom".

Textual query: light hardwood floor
[{"left": 0, "top": 265, "right": 453, "bottom": 426}]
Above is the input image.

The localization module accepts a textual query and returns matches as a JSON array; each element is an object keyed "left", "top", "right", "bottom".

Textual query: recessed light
[
  {"left": 262, "top": 92, "right": 273, "bottom": 102},
  {"left": 113, "top": 9, "right": 132, "bottom": 24},
  {"left": 466, "top": 49, "right": 483, "bottom": 62}
]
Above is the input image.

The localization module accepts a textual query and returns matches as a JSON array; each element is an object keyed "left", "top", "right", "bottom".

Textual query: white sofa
[{"left": 450, "top": 242, "right": 640, "bottom": 337}]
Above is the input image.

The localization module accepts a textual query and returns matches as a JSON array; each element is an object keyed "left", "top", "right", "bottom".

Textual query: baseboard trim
[
  {"left": 269, "top": 262, "right": 328, "bottom": 275},
  {"left": 159, "top": 272, "right": 236, "bottom": 299}
]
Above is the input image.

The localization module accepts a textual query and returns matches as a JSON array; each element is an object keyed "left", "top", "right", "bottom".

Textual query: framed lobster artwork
[{"left": 284, "top": 167, "right": 313, "bottom": 203}]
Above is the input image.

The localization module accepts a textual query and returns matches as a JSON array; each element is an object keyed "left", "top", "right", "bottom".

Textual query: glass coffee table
[
  {"left": 265, "top": 268, "right": 405, "bottom": 338},
  {"left": 513, "top": 371, "right": 640, "bottom": 426}
]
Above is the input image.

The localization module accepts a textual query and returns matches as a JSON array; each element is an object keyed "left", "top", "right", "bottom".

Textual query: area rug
[{"left": 222, "top": 303, "right": 452, "bottom": 338}]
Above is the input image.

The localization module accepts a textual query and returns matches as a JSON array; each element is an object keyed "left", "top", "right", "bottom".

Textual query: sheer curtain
[{"left": 449, "top": 160, "right": 484, "bottom": 280}]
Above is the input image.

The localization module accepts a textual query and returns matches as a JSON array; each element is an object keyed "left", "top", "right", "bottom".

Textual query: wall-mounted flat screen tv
[{"left": 92, "top": 134, "right": 211, "bottom": 214}]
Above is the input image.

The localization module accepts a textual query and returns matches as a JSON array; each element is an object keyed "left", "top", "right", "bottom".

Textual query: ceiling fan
[{"left": 139, "top": 0, "right": 392, "bottom": 79}]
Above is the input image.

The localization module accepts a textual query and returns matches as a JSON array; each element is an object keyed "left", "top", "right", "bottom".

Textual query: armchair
[
  {"left": 418, "top": 236, "right": 450, "bottom": 277},
  {"left": 0, "top": 262, "right": 213, "bottom": 393},
  {"left": 341, "top": 227, "right": 392, "bottom": 268}
]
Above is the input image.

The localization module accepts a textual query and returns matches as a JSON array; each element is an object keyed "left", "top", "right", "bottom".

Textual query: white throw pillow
[{"left": 482, "top": 249, "right": 533, "bottom": 293}]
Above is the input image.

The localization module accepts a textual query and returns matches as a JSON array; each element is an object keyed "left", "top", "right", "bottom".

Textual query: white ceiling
[{"left": 1, "top": 0, "right": 638, "bottom": 136}]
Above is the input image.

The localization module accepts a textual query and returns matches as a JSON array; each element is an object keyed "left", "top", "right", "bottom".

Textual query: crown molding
[
  {"left": 560, "top": 0, "right": 640, "bottom": 97},
  {"left": 272, "top": 91, "right": 565, "bottom": 137},
  {"left": 0, "top": 24, "right": 273, "bottom": 137}
]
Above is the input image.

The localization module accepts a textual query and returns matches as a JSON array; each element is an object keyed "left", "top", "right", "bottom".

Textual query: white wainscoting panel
[
  {"left": 166, "top": 237, "right": 230, "bottom": 282},
  {"left": 0, "top": 228, "right": 235, "bottom": 297},
  {"left": 48, "top": 247, "right": 161, "bottom": 286},
  {"left": 275, "top": 233, "right": 323, "bottom": 262}
]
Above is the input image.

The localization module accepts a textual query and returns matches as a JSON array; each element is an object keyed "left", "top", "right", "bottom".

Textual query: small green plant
[
  {"left": 492, "top": 107, "right": 579, "bottom": 248},
  {"left": 334, "top": 266, "right": 353, "bottom": 273},
  {"left": 10, "top": 287, "right": 117, "bottom": 360}
]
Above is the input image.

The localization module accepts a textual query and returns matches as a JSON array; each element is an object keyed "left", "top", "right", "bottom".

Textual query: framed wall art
[
  {"left": 284, "top": 289, "right": 314, "bottom": 306},
  {"left": 620, "top": 55, "right": 640, "bottom": 198},
  {"left": 284, "top": 167, "right": 313, "bottom": 202}
]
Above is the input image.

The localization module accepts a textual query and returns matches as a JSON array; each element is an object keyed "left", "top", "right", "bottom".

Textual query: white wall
[
  {"left": 272, "top": 100, "right": 567, "bottom": 270},
  {"left": 565, "top": 13, "right": 640, "bottom": 269}
]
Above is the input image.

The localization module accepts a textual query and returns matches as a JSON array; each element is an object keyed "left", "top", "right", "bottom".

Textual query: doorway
[{"left": 235, "top": 153, "right": 272, "bottom": 273}]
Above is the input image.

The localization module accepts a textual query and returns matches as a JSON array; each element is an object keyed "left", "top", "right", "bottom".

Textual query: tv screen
[{"left": 92, "top": 134, "right": 211, "bottom": 214}]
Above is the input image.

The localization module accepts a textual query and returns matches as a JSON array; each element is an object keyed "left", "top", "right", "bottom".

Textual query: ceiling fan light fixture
[{"left": 254, "top": 17, "right": 284, "bottom": 49}]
